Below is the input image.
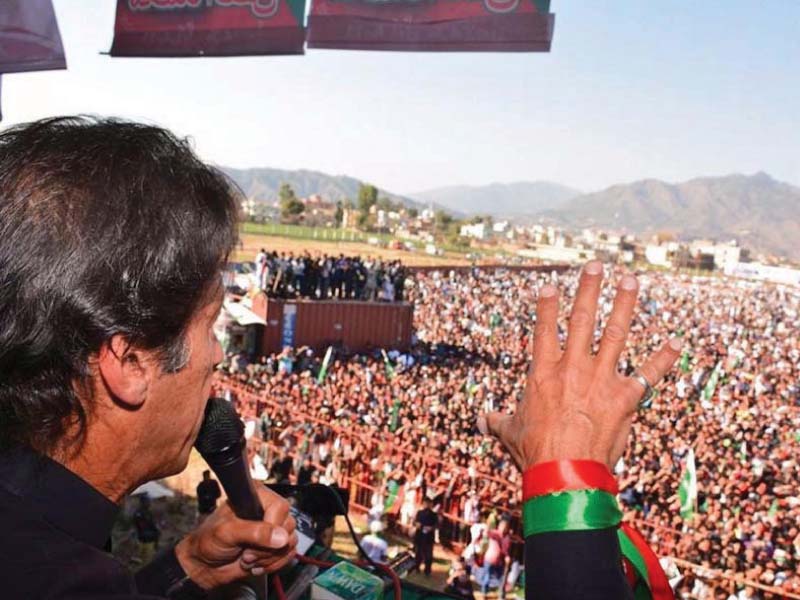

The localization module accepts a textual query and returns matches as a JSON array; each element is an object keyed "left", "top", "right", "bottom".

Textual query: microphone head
[{"left": 195, "top": 397, "right": 245, "bottom": 459}]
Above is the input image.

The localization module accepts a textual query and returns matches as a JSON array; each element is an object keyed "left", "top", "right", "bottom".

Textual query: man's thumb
[{"left": 478, "top": 412, "right": 510, "bottom": 443}]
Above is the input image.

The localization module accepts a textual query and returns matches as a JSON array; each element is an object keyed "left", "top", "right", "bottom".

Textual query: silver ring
[{"left": 632, "top": 371, "right": 655, "bottom": 409}]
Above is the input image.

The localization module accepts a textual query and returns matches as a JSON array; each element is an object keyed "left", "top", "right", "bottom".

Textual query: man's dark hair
[{"left": 0, "top": 116, "right": 240, "bottom": 455}]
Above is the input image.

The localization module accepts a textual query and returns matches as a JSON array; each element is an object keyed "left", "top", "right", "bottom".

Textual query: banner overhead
[
  {"left": 307, "top": 0, "right": 554, "bottom": 52},
  {"left": 110, "top": 0, "right": 307, "bottom": 57},
  {"left": 0, "top": 0, "right": 66, "bottom": 74}
]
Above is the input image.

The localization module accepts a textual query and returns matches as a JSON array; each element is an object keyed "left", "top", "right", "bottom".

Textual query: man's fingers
[
  {"left": 250, "top": 549, "right": 298, "bottom": 574},
  {"left": 216, "top": 518, "right": 291, "bottom": 551},
  {"left": 258, "top": 487, "right": 291, "bottom": 528},
  {"left": 564, "top": 261, "right": 604, "bottom": 363},
  {"left": 240, "top": 532, "right": 299, "bottom": 568},
  {"left": 531, "top": 284, "right": 560, "bottom": 368},
  {"left": 596, "top": 274, "right": 639, "bottom": 372},
  {"left": 626, "top": 337, "right": 683, "bottom": 408}
]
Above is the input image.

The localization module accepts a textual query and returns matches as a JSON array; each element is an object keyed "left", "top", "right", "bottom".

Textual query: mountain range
[
  {"left": 220, "top": 165, "right": 800, "bottom": 261},
  {"left": 543, "top": 172, "right": 800, "bottom": 260},
  {"left": 221, "top": 166, "right": 421, "bottom": 209},
  {"left": 406, "top": 181, "right": 582, "bottom": 217}
]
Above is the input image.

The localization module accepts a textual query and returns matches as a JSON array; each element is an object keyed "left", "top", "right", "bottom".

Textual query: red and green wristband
[
  {"left": 522, "top": 459, "right": 621, "bottom": 537},
  {"left": 522, "top": 460, "right": 673, "bottom": 600}
]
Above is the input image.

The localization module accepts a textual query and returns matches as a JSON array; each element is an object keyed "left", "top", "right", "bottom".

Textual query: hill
[
  {"left": 407, "top": 181, "right": 581, "bottom": 217},
  {"left": 544, "top": 172, "right": 800, "bottom": 260},
  {"left": 220, "top": 166, "right": 422, "bottom": 209}
]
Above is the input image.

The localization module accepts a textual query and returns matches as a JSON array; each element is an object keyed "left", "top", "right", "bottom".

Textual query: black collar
[{"left": 0, "top": 446, "right": 119, "bottom": 550}]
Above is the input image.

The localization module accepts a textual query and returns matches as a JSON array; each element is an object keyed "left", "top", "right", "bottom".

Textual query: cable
[
  {"left": 272, "top": 573, "right": 287, "bottom": 600},
  {"left": 312, "top": 485, "right": 403, "bottom": 600}
]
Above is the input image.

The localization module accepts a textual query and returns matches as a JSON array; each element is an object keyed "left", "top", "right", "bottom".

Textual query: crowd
[
  {"left": 249, "top": 249, "right": 408, "bottom": 302},
  {"left": 213, "top": 265, "right": 800, "bottom": 599}
]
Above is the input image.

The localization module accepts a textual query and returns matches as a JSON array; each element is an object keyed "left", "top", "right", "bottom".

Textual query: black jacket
[
  {"left": 0, "top": 446, "right": 631, "bottom": 599},
  {"left": 0, "top": 447, "right": 201, "bottom": 599}
]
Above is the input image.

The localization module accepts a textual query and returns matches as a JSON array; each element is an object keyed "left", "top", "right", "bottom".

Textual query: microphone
[{"left": 195, "top": 397, "right": 264, "bottom": 521}]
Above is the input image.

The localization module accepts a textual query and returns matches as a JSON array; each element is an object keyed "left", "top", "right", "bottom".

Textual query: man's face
[{"left": 142, "top": 284, "right": 225, "bottom": 479}]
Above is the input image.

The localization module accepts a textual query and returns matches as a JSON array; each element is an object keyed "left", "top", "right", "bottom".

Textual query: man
[
  {"left": 444, "top": 557, "right": 476, "bottom": 600},
  {"left": 254, "top": 247, "right": 267, "bottom": 290},
  {"left": 478, "top": 515, "right": 512, "bottom": 598},
  {"left": 360, "top": 520, "right": 389, "bottom": 564},
  {"left": 296, "top": 455, "right": 317, "bottom": 486},
  {"left": 134, "top": 495, "right": 161, "bottom": 564},
  {"left": 0, "top": 117, "right": 297, "bottom": 598},
  {"left": 480, "top": 260, "right": 682, "bottom": 598},
  {"left": 413, "top": 496, "right": 438, "bottom": 577},
  {"left": 195, "top": 470, "right": 222, "bottom": 522}
]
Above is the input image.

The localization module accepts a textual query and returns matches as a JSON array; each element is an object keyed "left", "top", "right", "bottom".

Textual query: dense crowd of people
[
  {"left": 214, "top": 264, "right": 800, "bottom": 599},
  {"left": 247, "top": 249, "right": 408, "bottom": 302}
]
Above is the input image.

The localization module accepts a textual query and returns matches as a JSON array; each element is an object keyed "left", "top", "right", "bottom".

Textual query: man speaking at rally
[
  {"left": 0, "top": 116, "right": 681, "bottom": 599},
  {"left": 0, "top": 117, "right": 298, "bottom": 598}
]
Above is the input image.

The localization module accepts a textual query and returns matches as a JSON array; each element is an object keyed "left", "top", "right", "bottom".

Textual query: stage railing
[{"left": 222, "top": 377, "right": 800, "bottom": 598}]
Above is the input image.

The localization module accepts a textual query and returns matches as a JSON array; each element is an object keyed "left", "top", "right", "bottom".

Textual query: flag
[
  {"left": 384, "top": 479, "right": 404, "bottom": 515},
  {"left": 110, "top": 0, "right": 306, "bottom": 57},
  {"left": 389, "top": 399, "right": 402, "bottom": 433},
  {"left": 316, "top": 346, "right": 333, "bottom": 384},
  {"left": 679, "top": 449, "right": 698, "bottom": 520},
  {"left": 768, "top": 499, "right": 779, "bottom": 518},
  {"left": 381, "top": 349, "right": 396, "bottom": 380},
  {"left": 307, "top": 0, "right": 554, "bottom": 52},
  {"left": 0, "top": 0, "right": 66, "bottom": 74},
  {"left": 680, "top": 350, "right": 691, "bottom": 373},
  {"left": 702, "top": 362, "right": 722, "bottom": 402}
]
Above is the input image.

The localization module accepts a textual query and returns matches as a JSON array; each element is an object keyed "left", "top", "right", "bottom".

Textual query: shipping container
[{"left": 250, "top": 293, "right": 414, "bottom": 355}]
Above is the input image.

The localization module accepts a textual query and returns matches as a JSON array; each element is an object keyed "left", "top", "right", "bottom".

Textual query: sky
[{"left": 2, "top": 1, "right": 799, "bottom": 195}]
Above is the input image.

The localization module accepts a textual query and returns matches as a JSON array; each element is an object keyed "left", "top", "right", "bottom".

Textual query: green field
[{"left": 241, "top": 222, "right": 398, "bottom": 245}]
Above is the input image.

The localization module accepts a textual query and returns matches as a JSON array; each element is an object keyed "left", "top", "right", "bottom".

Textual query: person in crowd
[
  {"left": 134, "top": 495, "right": 161, "bottom": 565},
  {"left": 445, "top": 557, "right": 476, "bottom": 600},
  {"left": 235, "top": 249, "right": 406, "bottom": 302},
  {"left": 214, "top": 260, "right": 800, "bottom": 597},
  {"left": 297, "top": 455, "right": 317, "bottom": 485},
  {"left": 413, "top": 496, "right": 438, "bottom": 577},
  {"left": 477, "top": 514, "right": 512, "bottom": 597},
  {"left": 361, "top": 520, "right": 390, "bottom": 564}
]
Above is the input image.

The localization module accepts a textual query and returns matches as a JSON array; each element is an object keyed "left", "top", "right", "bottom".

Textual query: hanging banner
[
  {"left": 0, "top": 0, "right": 66, "bottom": 73},
  {"left": 307, "top": 0, "right": 554, "bottom": 51},
  {"left": 110, "top": 0, "right": 307, "bottom": 57}
]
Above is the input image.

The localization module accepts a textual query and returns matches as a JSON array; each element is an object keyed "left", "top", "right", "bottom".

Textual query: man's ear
[{"left": 97, "top": 335, "right": 152, "bottom": 408}]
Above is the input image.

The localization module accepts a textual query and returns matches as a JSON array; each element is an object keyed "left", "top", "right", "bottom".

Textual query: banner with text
[
  {"left": 0, "top": 0, "right": 66, "bottom": 73},
  {"left": 110, "top": 0, "right": 306, "bottom": 57},
  {"left": 307, "top": 0, "right": 554, "bottom": 52}
]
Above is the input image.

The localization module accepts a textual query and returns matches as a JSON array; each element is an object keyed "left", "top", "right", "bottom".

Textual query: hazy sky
[{"left": 2, "top": 1, "right": 798, "bottom": 194}]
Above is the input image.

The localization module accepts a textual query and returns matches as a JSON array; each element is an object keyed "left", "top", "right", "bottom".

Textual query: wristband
[
  {"left": 522, "top": 488, "right": 622, "bottom": 537},
  {"left": 520, "top": 460, "right": 673, "bottom": 600},
  {"left": 522, "top": 459, "right": 618, "bottom": 501}
]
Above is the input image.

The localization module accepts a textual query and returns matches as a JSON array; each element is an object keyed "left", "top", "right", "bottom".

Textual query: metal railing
[{"left": 221, "top": 377, "right": 798, "bottom": 598}]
